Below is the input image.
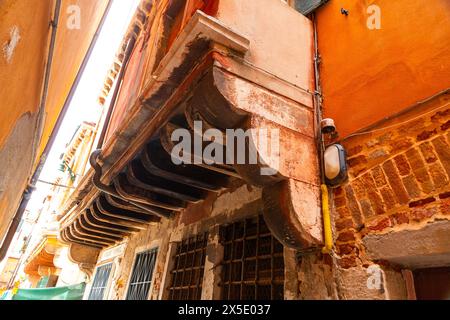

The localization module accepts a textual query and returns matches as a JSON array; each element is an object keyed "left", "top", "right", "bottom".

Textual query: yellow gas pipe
[
  {"left": 321, "top": 184, "right": 333, "bottom": 254},
  {"left": 312, "top": 12, "right": 334, "bottom": 255}
]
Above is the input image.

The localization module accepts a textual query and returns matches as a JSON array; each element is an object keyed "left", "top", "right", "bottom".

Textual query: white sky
[{"left": 27, "top": 0, "right": 140, "bottom": 211}]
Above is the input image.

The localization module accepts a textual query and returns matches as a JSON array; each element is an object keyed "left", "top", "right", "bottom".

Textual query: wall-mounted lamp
[{"left": 324, "top": 143, "right": 348, "bottom": 187}]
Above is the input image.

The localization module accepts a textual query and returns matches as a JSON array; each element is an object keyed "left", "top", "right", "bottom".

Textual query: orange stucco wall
[
  {"left": 0, "top": 0, "right": 108, "bottom": 243},
  {"left": 317, "top": 0, "right": 450, "bottom": 137},
  {"left": 0, "top": 0, "right": 53, "bottom": 148},
  {"left": 38, "top": 0, "right": 110, "bottom": 167}
]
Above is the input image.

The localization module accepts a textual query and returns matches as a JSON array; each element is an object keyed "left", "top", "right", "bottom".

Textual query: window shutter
[{"left": 294, "top": 0, "right": 329, "bottom": 15}]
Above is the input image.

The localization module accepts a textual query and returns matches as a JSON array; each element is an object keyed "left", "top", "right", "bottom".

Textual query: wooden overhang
[{"left": 59, "top": 9, "right": 322, "bottom": 257}]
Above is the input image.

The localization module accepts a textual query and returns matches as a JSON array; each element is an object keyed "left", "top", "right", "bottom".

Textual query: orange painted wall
[
  {"left": 36, "top": 0, "right": 110, "bottom": 168},
  {"left": 0, "top": 0, "right": 108, "bottom": 243},
  {"left": 0, "top": 0, "right": 53, "bottom": 148},
  {"left": 317, "top": 0, "right": 450, "bottom": 137}
]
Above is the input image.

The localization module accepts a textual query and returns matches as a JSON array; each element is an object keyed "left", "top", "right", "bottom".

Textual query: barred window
[
  {"left": 88, "top": 263, "right": 113, "bottom": 300},
  {"left": 167, "top": 232, "right": 208, "bottom": 300},
  {"left": 220, "top": 215, "right": 285, "bottom": 300},
  {"left": 126, "top": 248, "right": 158, "bottom": 300}
]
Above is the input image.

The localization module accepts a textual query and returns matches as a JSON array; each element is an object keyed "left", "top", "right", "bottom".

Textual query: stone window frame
[
  {"left": 123, "top": 239, "right": 161, "bottom": 300},
  {"left": 87, "top": 262, "right": 114, "bottom": 300},
  {"left": 84, "top": 260, "right": 116, "bottom": 301},
  {"left": 84, "top": 242, "right": 128, "bottom": 300}
]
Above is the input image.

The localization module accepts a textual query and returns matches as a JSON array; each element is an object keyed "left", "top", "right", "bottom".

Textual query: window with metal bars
[
  {"left": 88, "top": 263, "right": 113, "bottom": 300},
  {"left": 220, "top": 215, "right": 285, "bottom": 300},
  {"left": 126, "top": 248, "right": 158, "bottom": 300},
  {"left": 167, "top": 232, "right": 208, "bottom": 300}
]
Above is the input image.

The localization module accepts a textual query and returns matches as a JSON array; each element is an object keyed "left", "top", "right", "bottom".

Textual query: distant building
[
  {"left": 0, "top": 210, "right": 34, "bottom": 290},
  {"left": 3, "top": 122, "right": 97, "bottom": 295},
  {"left": 0, "top": 257, "right": 19, "bottom": 289}
]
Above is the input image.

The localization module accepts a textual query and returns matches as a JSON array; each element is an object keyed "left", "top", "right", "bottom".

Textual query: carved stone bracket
[
  {"left": 188, "top": 66, "right": 323, "bottom": 250},
  {"left": 68, "top": 243, "right": 101, "bottom": 280}
]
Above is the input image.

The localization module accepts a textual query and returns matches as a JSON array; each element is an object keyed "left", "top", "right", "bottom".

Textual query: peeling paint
[
  {"left": 3, "top": 26, "right": 20, "bottom": 63},
  {"left": 211, "top": 184, "right": 262, "bottom": 216},
  {"left": 298, "top": 254, "right": 336, "bottom": 299},
  {"left": 0, "top": 112, "right": 37, "bottom": 241}
]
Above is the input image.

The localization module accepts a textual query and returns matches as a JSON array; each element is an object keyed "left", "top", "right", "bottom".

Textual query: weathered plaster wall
[
  {"left": 363, "top": 221, "right": 450, "bottom": 269},
  {"left": 216, "top": 0, "right": 314, "bottom": 92},
  {"left": 0, "top": 0, "right": 53, "bottom": 240},
  {"left": 317, "top": 0, "right": 450, "bottom": 137},
  {"left": 0, "top": 0, "right": 52, "bottom": 148},
  {"left": 0, "top": 0, "right": 109, "bottom": 243},
  {"left": 0, "top": 114, "right": 37, "bottom": 240},
  {"left": 110, "top": 218, "right": 175, "bottom": 300},
  {"left": 297, "top": 254, "right": 336, "bottom": 299}
]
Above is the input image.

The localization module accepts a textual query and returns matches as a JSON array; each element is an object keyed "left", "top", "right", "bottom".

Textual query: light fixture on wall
[
  {"left": 320, "top": 118, "right": 348, "bottom": 187},
  {"left": 324, "top": 143, "right": 348, "bottom": 187}
]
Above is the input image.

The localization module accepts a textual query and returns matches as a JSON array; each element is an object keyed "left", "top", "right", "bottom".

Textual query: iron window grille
[
  {"left": 88, "top": 263, "right": 113, "bottom": 300},
  {"left": 220, "top": 215, "right": 285, "bottom": 300},
  {"left": 126, "top": 248, "right": 158, "bottom": 300},
  {"left": 167, "top": 232, "right": 208, "bottom": 300}
]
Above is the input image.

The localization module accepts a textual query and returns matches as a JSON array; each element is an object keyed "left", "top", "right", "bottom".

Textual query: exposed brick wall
[{"left": 331, "top": 95, "right": 450, "bottom": 269}]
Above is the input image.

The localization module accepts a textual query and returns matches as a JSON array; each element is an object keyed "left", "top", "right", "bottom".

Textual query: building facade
[
  {"left": 1, "top": 122, "right": 98, "bottom": 297},
  {"left": 55, "top": 0, "right": 449, "bottom": 300}
]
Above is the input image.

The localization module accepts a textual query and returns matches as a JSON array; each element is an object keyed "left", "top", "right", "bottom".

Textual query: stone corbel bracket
[
  {"left": 68, "top": 243, "right": 101, "bottom": 280},
  {"left": 187, "top": 66, "right": 323, "bottom": 250}
]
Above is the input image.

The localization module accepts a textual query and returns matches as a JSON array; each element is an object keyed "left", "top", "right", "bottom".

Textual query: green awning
[{"left": 3, "top": 283, "right": 86, "bottom": 300}]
